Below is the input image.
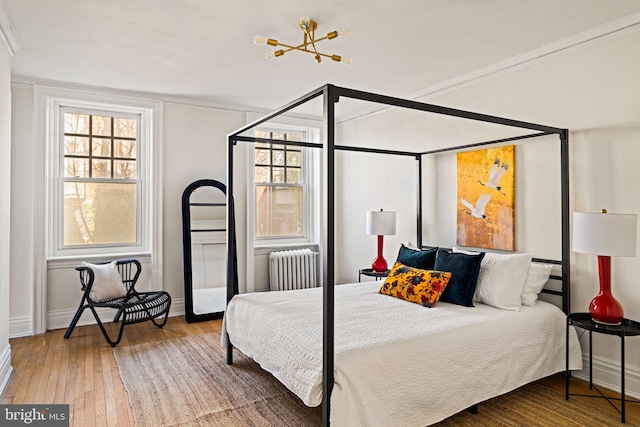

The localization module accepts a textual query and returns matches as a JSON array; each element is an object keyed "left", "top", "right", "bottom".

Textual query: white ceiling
[{"left": 4, "top": 0, "right": 640, "bottom": 117}]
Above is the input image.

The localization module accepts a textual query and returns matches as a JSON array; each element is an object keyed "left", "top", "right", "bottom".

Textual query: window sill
[{"left": 47, "top": 252, "right": 152, "bottom": 269}]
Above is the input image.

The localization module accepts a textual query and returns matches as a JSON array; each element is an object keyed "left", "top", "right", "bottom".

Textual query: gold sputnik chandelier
[{"left": 254, "top": 16, "right": 351, "bottom": 65}]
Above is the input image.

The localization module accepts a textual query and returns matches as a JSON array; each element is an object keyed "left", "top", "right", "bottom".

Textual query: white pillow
[
  {"left": 83, "top": 261, "right": 128, "bottom": 302},
  {"left": 404, "top": 242, "right": 420, "bottom": 250},
  {"left": 453, "top": 248, "right": 532, "bottom": 311},
  {"left": 521, "top": 263, "right": 554, "bottom": 306}
]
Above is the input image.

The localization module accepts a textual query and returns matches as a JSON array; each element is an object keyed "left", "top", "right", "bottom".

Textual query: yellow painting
[{"left": 456, "top": 145, "right": 515, "bottom": 251}]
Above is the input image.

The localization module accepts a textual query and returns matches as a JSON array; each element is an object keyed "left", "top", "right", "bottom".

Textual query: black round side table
[
  {"left": 358, "top": 268, "right": 389, "bottom": 282},
  {"left": 566, "top": 312, "right": 640, "bottom": 423}
]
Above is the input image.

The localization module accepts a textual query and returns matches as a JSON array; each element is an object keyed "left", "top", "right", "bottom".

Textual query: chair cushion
[{"left": 83, "top": 261, "right": 128, "bottom": 302}]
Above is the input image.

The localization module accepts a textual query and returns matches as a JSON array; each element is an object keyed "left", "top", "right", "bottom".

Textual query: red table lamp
[
  {"left": 573, "top": 209, "right": 637, "bottom": 325},
  {"left": 366, "top": 209, "right": 396, "bottom": 272}
]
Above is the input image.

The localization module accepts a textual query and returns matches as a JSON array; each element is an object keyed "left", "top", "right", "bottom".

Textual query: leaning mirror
[{"left": 182, "top": 179, "right": 228, "bottom": 322}]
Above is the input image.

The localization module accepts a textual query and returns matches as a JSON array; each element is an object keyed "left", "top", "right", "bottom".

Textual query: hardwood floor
[
  {"left": 1, "top": 317, "right": 221, "bottom": 426},
  {"left": 2, "top": 316, "right": 639, "bottom": 426}
]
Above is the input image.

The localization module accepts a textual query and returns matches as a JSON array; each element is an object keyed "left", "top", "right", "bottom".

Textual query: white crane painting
[
  {"left": 477, "top": 158, "right": 509, "bottom": 195},
  {"left": 456, "top": 145, "right": 515, "bottom": 251},
  {"left": 461, "top": 194, "right": 492, "bottom": 223}
]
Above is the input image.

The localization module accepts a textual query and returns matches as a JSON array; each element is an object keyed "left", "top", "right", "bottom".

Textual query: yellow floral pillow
[{"left": 379, "top": 261, "right": 452, "bottom": 308}]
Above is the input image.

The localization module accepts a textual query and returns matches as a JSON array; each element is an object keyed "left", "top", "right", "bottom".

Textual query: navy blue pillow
[
  {"left": 433, "top": 249, "right": 485, "bottom": 307},
  {"left": 396, "top": 245, "right": 438, "bottom": 270}
]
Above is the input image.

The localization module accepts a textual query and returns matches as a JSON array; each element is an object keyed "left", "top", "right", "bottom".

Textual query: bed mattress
[{"left": 223, "top": 281, "right": 582, "bottom": 426}]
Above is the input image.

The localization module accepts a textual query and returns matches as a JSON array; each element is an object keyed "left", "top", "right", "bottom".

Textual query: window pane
[
  {"left": 64, "top": 113, "right": 89, "bottom": 135},
  {"left": 286, "top": 151, "right": 301, "bottom": 166},
  {"left": 272, "top": 132, "right": 285, "bottom": 141},
  {"left": 256, "top": 186, "right": 303, "bottom": 237},
  {"left": 92, "top": 138, "right": 111, "bottom": 157},
  {"left": 272, "top": 167, "right": 285, "bottom": 183},
  {"left": 64, "top": 136, "right": 89, "bottom": 155},
  {"left": 115, "top": 139, "right": 136, "bottom": 159},
  {"left": 114, "top": 117, "right": 136, "bottom": 138},
  {"left": 273, "top": 150, "right": 285, "bottom": 166},
  {"left": 114, "top": 160, "right": 136, "bottom": 179},
  {"left": 255, "top": 131, "right": 269, "bottom": 139},
  {"left": 255, "top": 149, "right": 270, "bottom": 165},
  {"left": 286, "top": 133, "right": 303, "bottom": 142},
  {"left": 63, "top": 182, "right": 136, "bottom": 245},
  {"left": 64, "top": 158, "right": 89, "bottom": 178},
  {"left": 92, "top": 115, "right": 112, "bottom": 136},
  {"left": 255, "top": 166, "right": 270, "bottom": 183},
  {"left": 287, "top": 168, "right": 301, "bottom": 184},
  {"left": 92, "top": 159, "right": 111, "bottom": 178}
]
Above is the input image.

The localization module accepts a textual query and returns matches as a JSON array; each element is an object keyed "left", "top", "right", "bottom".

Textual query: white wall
[
  {"left": 8, "top": 85, "right": 33, "bottom": 335},
  {"left": 0, "top": 33, "right": 13, "bottom": 394},
  {"left": 334, "top": 148, "right": 419, "bottom": 283},
  {"left": 336, "top": 30, "right": 640, "bottom": 396}
]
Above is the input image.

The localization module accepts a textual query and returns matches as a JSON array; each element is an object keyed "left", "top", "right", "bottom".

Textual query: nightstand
[
  {"left": 566, "top": 312, "right": 640, "bottom": 423},
  {"left": 358, "top": 268, "right": 389, "bottom": 282}
]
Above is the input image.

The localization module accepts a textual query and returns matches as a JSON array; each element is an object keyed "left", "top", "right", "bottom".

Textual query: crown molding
[
  {"left": 411, "top": 10, "right": 640, "bottom": 101},
  {"left": 340, "top": 11, "right": 640, "bottom": 124},
  {"left": 11, "top": 76, "right": 323, "bottom": 122},
  {"left": 0, "top": 0, "right": 20, "bottom": 56}
]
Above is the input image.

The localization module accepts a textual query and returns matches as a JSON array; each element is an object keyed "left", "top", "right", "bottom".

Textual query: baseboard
[
  {"left": 46, "top": 298, "right": 186, "bottom": 331},
  {"left": 9, "top": 316, "right": 33, "bottom": 338},
  {"left": 572, "top": 352, "right": 640, "bottom": 400},
  {"left": 0, "top": 343, "right": 13, "bottom": 397}
]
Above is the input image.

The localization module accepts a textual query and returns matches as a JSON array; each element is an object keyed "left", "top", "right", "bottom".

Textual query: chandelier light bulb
[
  {"left": 300, "top": 15, "right": 311, "bottom": 29},
  {"left": 265, "top": 52, "right": 276, "bottom": 61},
  {"left": 341, "top": 57, "right": 352, "bottom": 65},
  {"left": 337, "top": 28, "right": 349, "bottom": 37},
  {"left": 254, "top": 35, "right": 267, "bottom": 45}
]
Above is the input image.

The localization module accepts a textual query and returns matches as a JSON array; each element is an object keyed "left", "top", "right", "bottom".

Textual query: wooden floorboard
[{"left": 2, "top": 316, "right": 639, "bottom": 426}]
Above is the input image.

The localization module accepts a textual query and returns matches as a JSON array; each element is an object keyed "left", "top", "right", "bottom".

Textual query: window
[
  {"left": 254, "top": 130, "right": 306, "bottom": 239},
  {"left": 41, "top": 88, "right": 161, "bottom": 259},
  {"left": 248, "top": 123, "right": 321, "bottom": 249},
  {"left": 61, "top": 109, "right": 139, "bottom": 247}
]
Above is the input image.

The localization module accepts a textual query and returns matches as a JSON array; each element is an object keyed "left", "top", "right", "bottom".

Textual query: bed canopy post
[
  {"left": 417, "top": 154, "right": 423, "bottom": 248},
  {"left": 560, "top": 129, "right": 570, "bottom": 314},
  {"left": 322, "top": 84, "right": 338, "bottom": 427},
  {"left": 226, "top": 134, "right": 236, "bottom": 365}
]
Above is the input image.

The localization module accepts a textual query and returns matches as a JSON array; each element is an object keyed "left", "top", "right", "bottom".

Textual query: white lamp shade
[
  {"left": 366, "top": 210, "right": 396, "bottom": 236},
  {"left": 573, "top": 211, "right": 638, "bottom": 257}
]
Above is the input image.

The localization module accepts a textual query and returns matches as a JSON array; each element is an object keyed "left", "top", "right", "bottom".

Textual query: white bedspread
[{"left": 223, "top": 282, "right": 582, "bottom": 427}]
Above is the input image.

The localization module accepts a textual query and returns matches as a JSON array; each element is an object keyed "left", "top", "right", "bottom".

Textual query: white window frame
[
  {"left": 55, "top": 106, "right": 143, "bottom": 252},
  {"left": 252, "top": 127, "right": 314, "bottom": 246},
  {"left": 39, "top": 87, "right": 162, "bottom": 260}
]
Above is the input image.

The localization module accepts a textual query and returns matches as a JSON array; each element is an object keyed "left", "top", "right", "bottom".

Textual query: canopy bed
[{"left": 223, "top": 84, "right": 580, "bottom": 426}]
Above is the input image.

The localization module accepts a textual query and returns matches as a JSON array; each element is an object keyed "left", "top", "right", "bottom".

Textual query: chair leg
[
  {"left": 89, "top": 306, "right": 126, "bottom": 347},
  {"left": 113, "top": 309, "right": 123, "bottom": 323},
  {"left": 64, "top": 304, "right": 88, "bottom": 339},
  {"left": 150, "top": 308, "right": 170, "bottom": 329}
]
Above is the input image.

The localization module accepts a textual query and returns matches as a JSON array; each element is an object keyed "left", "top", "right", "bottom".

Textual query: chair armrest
[{"left": 75, "top": 265, "right": 95, "bottom": 295}]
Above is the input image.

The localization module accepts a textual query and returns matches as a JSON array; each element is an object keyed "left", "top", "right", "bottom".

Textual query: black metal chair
[{"left": 64, "top": 259, "right": 172, "bottom": 347}]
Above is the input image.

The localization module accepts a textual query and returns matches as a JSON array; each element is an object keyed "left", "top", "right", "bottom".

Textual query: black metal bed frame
[{"left": 225, "top": 84, "right": 570, "bottom": 426}]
